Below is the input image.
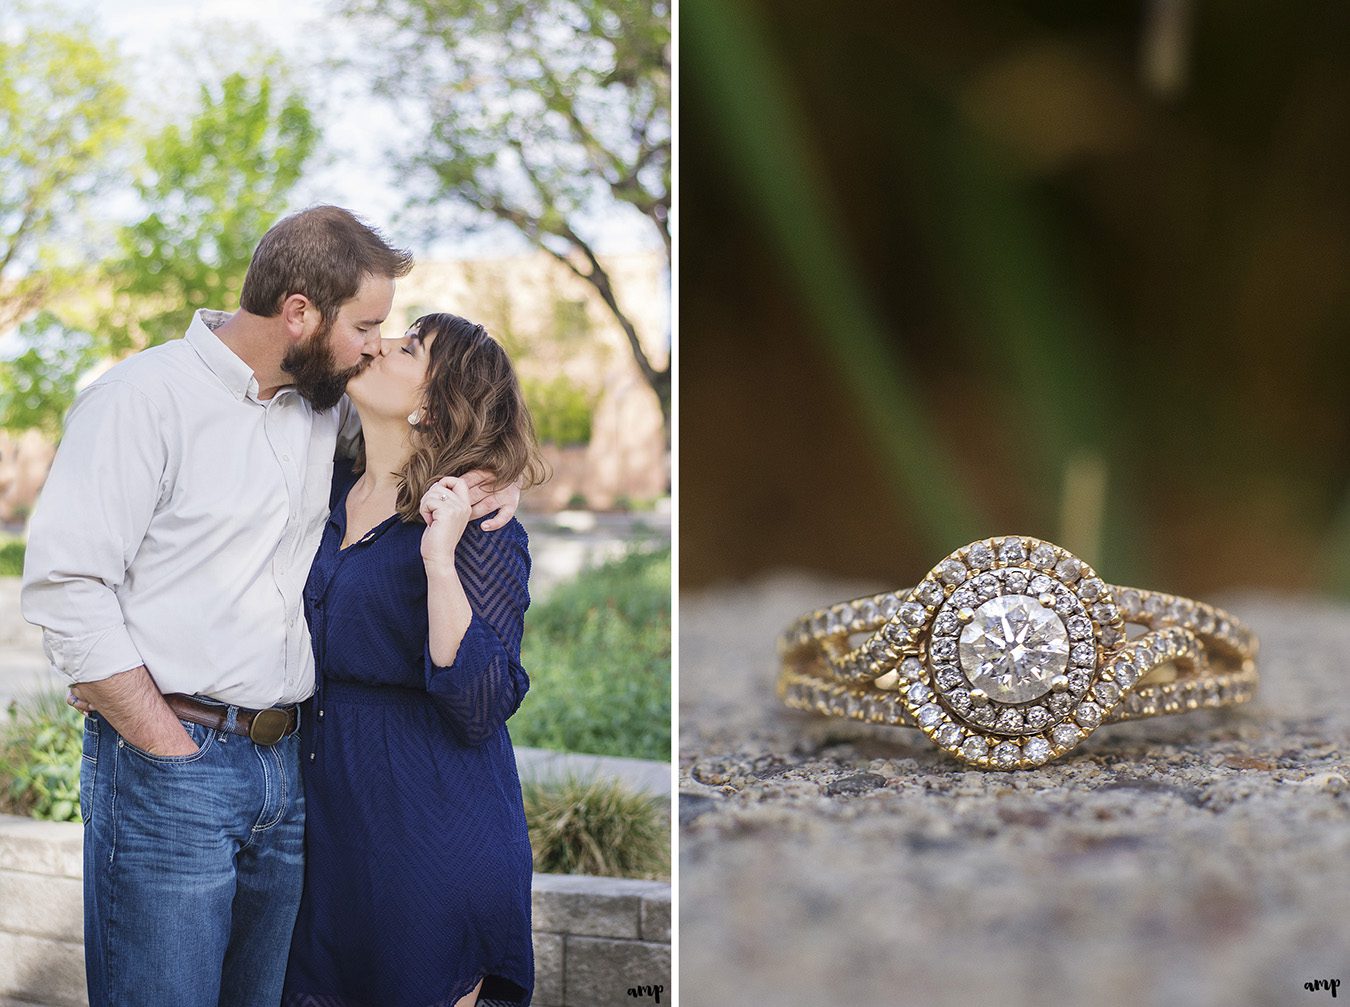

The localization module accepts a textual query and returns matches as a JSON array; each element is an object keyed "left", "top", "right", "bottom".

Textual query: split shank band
[{"left": 776, "top": 535, "right": 1259, "bottom": 769}]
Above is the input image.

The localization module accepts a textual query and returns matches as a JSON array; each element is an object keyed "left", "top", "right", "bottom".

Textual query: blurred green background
[{"left": 680, "top": 0, "right": 1350, "bottom": 597}]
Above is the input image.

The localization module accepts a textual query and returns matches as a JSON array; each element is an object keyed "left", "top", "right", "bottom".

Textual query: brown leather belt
[{"left": 164, "top": 693, "right": 299, "bottom": 746}]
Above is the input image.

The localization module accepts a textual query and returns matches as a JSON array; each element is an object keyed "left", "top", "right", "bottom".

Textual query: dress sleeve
[{"left": 424, "top": 519, "right": 532, "bottom": 746}]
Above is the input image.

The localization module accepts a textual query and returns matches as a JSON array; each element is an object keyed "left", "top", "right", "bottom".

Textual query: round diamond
[
  {"left": 1023, "top": 737, "right": 1052, "bottom": 763},
  {"left": 938, "top": 560, "right": 967, "bottom": 586},
  {"left": 900, "top": 656, "right": 925, "bottom": 678},
  {"left": 961, "top": 736, "right": 988, "bottom": 760},
  {"left": 884, "top": 622, "right": 912, "bottom": 644},
  {"left": 958, "top": 595, "right": 1071, "bottom": 704},
  {"left": 931, "top": 637, "right": 957, "bottom": 661},
  {"left": 1078, "top": 577, "right": 1104, "bottom": 601},
  {"left": 998, "top": 538, "right": 1027, "bottom": 564},
  {"left": 992, "top": 742, "right": 1020, "bottom": 767},
  {"left": 936, "top": 723, "right": 963, "bottom": 747},
  {"left": 1093, "top": 681, "right": 1119, "bottom": 705},
  {"left": 916, "top": 580, "right": 945, "bottom": 606},
  {"left": 1024, "top": 705, "right": 1051, "bottom": 729},
  {"left": 881, "top": 595, "right": 901, "bottom": 619},
  {"left": 900, "top": 601, "right": 927, "bottom": 626},
  {"left": 935, "top": 666, "right": 963, "bottom": 690},
  {"left": 1030, "top": 544, "right": 1057, "bottom": 568},
  {"left": 1051, "top": 723, "right": 1081, "bottom": 748},
  {"left": 1075, "top": 701, "right": 1103, "bottom": 728},
  {"left": 1055, "top": 557, "right": 1081, "bottom": 582},
  {"left": 1115, "top": 660, "right": 1139, "bottom": 687},
  {"left": 966, "top": 542, "right": 994, "bottom": 569},
  {"left": 917, "top": 703, "right": 943, "bottom": 728},
  {"left": 951, "top": 586, "right": 978, "bottom": 608},
  {"left": 908, "top": 682, "right": 933, "bottom": 705}
]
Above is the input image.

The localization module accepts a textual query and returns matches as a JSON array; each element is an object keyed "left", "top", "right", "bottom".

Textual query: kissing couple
[{"left": 22, "top": 205, "right": 546, "bottom": 1006}]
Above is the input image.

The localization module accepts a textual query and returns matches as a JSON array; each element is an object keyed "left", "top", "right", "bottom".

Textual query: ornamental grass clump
[
  {"left": 523, "top": 772, "right": 669, "bottom": 880},
  {"left": 0, "top": 688, "right": 83, "bottom": 822}
]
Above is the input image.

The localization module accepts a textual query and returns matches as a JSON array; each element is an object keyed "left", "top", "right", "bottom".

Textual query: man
[{"left": 21, "top": 205, "right": 519, "bottom": 1006}]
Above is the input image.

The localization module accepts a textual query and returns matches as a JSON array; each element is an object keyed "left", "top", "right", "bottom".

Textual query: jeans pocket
[
  {"left": 119, "top": 718, "right": 216, "bottom": 765},
  {"left": 79, "top": 713, "right": 100, "bottom": 824}
]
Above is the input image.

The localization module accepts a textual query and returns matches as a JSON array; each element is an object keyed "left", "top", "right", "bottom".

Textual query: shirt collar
[{"left": 184, "top": 309, "right": 263, "bottom": 402}]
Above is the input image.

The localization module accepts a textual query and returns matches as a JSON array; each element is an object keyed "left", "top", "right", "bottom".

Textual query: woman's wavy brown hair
[{"left": 357, "top": 312, "right": 549, "bottom": 523}]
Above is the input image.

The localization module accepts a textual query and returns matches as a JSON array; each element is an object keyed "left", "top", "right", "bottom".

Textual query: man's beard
[{"left": 280, "top": 317, "right": 364, "bottom": 410}]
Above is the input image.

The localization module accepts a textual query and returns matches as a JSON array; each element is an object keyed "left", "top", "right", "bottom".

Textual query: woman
[{"left": 282, "top": 312, "right": 548, "bottom": 1007}]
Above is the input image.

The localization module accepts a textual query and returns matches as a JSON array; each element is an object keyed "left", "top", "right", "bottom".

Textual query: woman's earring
[{"left": 407, "top": 409, "right": 422, "bottom": 426}]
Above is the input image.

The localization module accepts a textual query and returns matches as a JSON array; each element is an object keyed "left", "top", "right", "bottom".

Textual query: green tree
[
  {"left": 2, "top": 60, "right": 318, "bottom": 432},
  {"left": 0, "top": 311, "right": 95, "bottom": 434},
  {"left": 0, "top": 16, "right": 128, "bottom": 333},
  {"left": 337, "top": 0, "right": 671, "bottom": 433},
  {"left": 105, "top": 68, "right": 319, "bottom": 348}
]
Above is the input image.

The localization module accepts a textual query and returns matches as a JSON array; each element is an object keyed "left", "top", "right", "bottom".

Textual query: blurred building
[
  {"left": 0, "top": 250, "right": 669, "bottom": 522},
  {"left": 391, "top": 250, "right": 670, "bottom": 512},
  {"left": 0, "top": 430, "right": 53, "bottom": 528}
]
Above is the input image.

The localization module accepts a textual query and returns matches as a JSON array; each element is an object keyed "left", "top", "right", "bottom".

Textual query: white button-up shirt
[{"left": 21, "top": 309, "right": 358, "bottom": 708}]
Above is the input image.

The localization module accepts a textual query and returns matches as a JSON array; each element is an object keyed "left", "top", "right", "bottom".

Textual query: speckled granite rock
[{"left": 679, "top": 576, "right": 1350, "bottom": 1007}]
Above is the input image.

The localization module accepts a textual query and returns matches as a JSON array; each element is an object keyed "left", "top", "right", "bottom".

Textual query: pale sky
[{"left": 55, "top": 0, "right": 660, "bottom": 259}]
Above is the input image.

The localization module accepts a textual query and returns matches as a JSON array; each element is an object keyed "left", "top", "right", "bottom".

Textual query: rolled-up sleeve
[
  {"left": 425, "top": 521, "right": 532, "bottom": 747},
  {"left": 21, "top": 380, "right": 168, "bottom": 684}
]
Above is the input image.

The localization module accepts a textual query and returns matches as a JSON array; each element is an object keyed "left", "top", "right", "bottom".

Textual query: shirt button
[
  {"left": 282, "top": 454, "right": 291, "bottom": 462},
  {"left": 318, "top": 709, "right": 324, "bottom": 718},
  {"left": 309, "top": 753, "right": 315, "bottom": 761}
]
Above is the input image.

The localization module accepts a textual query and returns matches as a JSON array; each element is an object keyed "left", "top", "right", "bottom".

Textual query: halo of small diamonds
[{"left": 871, "top": 536, "right": 1128, "bottom": 769}]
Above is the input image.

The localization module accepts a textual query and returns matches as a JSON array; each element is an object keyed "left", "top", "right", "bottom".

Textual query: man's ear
[{"left": 280, "top": 293, "right": 321, "bottom": 341}]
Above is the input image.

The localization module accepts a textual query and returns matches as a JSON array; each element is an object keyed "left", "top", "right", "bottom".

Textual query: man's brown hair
[{"left": 239, "top": 205, "right": 414, "bottom": 321}]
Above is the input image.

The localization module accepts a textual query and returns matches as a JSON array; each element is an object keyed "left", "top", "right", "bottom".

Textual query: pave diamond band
[{"left": 775, "top": 535, "right": 1259, "bottom": 769}]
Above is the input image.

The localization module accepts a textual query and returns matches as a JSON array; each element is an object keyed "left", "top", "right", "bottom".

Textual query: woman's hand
[{"left": 419, "top": 476, "right": 473, "bottom": 573}]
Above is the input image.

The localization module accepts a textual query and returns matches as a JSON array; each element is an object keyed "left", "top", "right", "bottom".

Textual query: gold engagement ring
[{"left": 776, "top": 535, "right": 1259, "bottom": 769}]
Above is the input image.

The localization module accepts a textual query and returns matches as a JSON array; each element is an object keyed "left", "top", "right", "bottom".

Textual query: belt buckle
[{"left": 249, "top": 707, "right": 288, "bottom": 746}]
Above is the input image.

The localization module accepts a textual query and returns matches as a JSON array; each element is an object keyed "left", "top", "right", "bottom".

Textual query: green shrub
[
  {"left": 523, "top": 772, "right": 669, "bottom": 880},
  {"left": 513, "top": 547, "right": 670, "bottom": 761},
  {"left": 0, "top": 538, "right": 25, "bottom": 576},
  {"left": 0, "top": 689, "right": 83, "bottom": 822},
  {"left": 522, "top": 375, "right": 594, "bottom": 446}
]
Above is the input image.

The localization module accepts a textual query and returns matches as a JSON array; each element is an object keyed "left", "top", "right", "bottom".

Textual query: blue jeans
[{"left": 80, "top": 702, "right": 305, "bottom": 1007}]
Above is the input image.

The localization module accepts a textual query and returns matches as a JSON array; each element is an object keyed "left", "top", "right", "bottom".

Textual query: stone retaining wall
[{"left": 0, "top": 814, "right": 670, "bottom": 1007}]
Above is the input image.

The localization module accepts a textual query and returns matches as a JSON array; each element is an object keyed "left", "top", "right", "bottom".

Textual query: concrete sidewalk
[{"left": 515, "top": 745, "right": 670, "bottom": 796}]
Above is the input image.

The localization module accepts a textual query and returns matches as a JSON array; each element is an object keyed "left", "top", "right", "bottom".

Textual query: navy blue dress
[{"left": 283, "top": 461, "right": 535, "bottom": 1006}]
